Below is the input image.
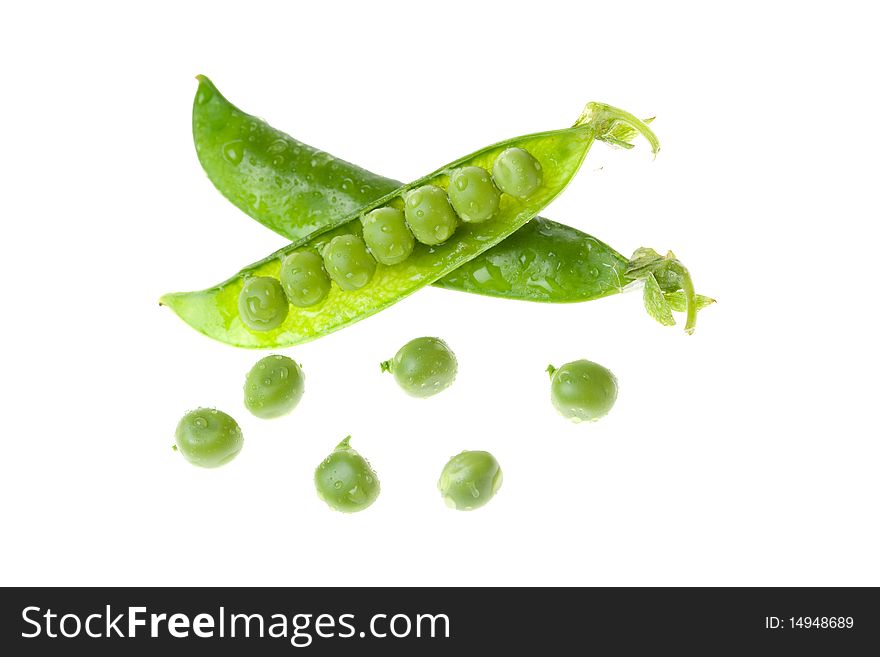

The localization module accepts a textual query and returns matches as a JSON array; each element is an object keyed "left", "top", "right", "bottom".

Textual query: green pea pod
[
  {"left": 192, "top": 75, "right": 399, "bottom": 241},
  {"left": 162, "top": 103, "right": 659, "bottom": 348},
  {"left": 190, "top": 77, "right": 708, "bottom": 330},
  {"left": 433, "top": 217, "right": 629, "bottom": 303}
]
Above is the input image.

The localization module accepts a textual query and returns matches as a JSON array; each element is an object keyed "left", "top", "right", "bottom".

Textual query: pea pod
[
  {"left": 189, "top": 77, "right": 709, "bottom": 330},
  {"left": 162, "top": 101, "right": 659, "bottom": 348}
]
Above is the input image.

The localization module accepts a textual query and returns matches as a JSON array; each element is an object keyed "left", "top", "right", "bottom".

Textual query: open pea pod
[{"left": 162, "top": 103, "right": 659, "bottom": 348}]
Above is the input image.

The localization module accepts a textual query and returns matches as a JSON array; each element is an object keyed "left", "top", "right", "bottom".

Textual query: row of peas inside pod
[
  {"left": 236, "top": 148, "right": 544, "bottom": 332},
  {"left": 173, "top": 338, "right": 619, "bottom": 512}
]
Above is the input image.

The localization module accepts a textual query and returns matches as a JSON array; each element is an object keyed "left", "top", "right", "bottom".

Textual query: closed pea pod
[
  {"left": 361, "top": 207, "right": 414, "bottom": 265},
  {"left": 238, "top": 276, "right": 288, "bottom": 331},
  {"left": 191, "top": 75, "right": 399, "bottom": 241},
  {"left": 448, "top": 166, "right": 500, "bottom": 223},
  {"left": 163, "top": 100, "right": 660, "bottom": 348},
  {"left": 280, "top": 251, "right": 331, "bottom": 307},
  {"left": 322, "top": 234, "right": 376, "bottom": 291}
]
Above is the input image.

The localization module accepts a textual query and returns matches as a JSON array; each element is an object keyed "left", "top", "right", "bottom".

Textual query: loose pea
[
  {"left": 492, "top": 147, "right": 543, "bottom": 198},
  {"left": 438, "top": 450, "right": 503, "bottom": 511},
  {"left": 380, "top": 337, "right": 457, "bottom": 398},
  {"left": 238, "top": 276, "right": 288, "bottom": 331},
  {"left": 447, "top": 166, "right": 500, "bottom": 223},
  {"left": 314, "top": 436, "right": 380, "bottom": 513},
  {"left": 361, "top": 207, "right": 415, "bottom": 265},
  {"left": 547, "top": 359, "right": 618, "bottom": 422},
  {"left": 244, "top": 354, "right": 305, "bottom": 419},
  {"left": 174, "top": 408, "right": 243, "bottom": 468},
  {"left": 322, "top": 234, "right": 377, "bottom": 291},
  {"left": 280, "top": 251, "right": 331, "bottom": 307},
  {"left": 404, "top": 184, "right": 458, "bottom": 245}
]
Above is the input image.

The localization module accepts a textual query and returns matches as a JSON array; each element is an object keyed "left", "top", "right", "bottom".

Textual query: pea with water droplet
[
  {"left": 361, "top": 207, "right": 415, "bottom": 265},
  {"left": 447, "top": 166, "right": 500, "bottom": 223},
  {"left": 547, "top": 359, "right": 618, "bottom": 422},
  {"left": 314, "top": 436, "right": 380, "bottom": 513},
  {"left": 244, "top": 355, "right": 305, "bottom": 419},
  {"left": 322, "top": 234, "right": 376, "bottom": 291},
  {"left": 174, "top": 408, "right": 243, "bottom": 468},
  {"left": 492, "top": 147, "right": 543, "bottom": 198},
  {"left": 404, "top": 185, "right": 458, "bottom": 245},
  {"left": 438, "top": 451, "right": 503, "bottom": 511},
  {"left": 380, "top": 337, "right": 457, "bottom": 398},
  {"left": 238, "top": 276, "right": 288, "bottom": 331},
  {"left": 280, "top": 251, "right": 331, "bottom": 307}
]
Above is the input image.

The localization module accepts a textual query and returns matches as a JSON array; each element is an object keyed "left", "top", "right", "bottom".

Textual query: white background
[{"left": 1, "top": 1, "right": 877, "bottom": 586}]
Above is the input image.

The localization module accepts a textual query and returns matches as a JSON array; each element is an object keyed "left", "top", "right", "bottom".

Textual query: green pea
[
  {"left": 322, "top": 234, "right": 377, "bottom": 291},
  {"left": 447, "top": 166, "right": 500, "bottom": 223},
  {"left": 438, "top": 450, "right": 503, "bottom": 511},
  {"left": 492, "top": 147, "right": 543, "bottom": 198},
  {"left": 404, "top": 185, "right": 458, "bottom": 245},
  {"left": 238, "top": 276, "right": 288, "bottom": 331},
  {"left": 280, "top": 251, "right": 331, "bottom": 307},
  {"left": 361, "top": 207, "right": 415, "bottom": 265},
  {"left": 547, "top": 359, "right": 618, "bottom": 422},
  {"left": 380, "top": 337, "right": 457, "bottom": 398},
  {"left": 314, "top": 436, "right": 380, "bottom": 513},
  {"left": 244, "top": 354, "right": 305, "bottom": 419},
  {"left": 174, "top": 408, "right": 243, "bottom": 468}
]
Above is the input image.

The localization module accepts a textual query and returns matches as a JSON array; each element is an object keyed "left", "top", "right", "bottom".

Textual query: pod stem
[
  {"left": 546, "top": 364, "right": 557, "bottom": 378},
  {"left": 575, "top": 102, "right": 660, "bottom": 157},
  {"left": 669, "top": 260, "right": 697, "bottom": 335},
  {"left": 336, "top": 436, "right": 352, "bottom": 451},
  {"left": 626, "top": 247, "right": 706, "bottom": 334},
  {"left": 379, "top": 360, "right": 393, "bottom": 373}
]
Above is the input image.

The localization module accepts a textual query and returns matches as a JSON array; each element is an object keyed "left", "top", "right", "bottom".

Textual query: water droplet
[
  {"left": 588, "top": 265, "right": 599, "bottom": 278},
  {"left": 267, "top": 139, "right": 287, "bottom": 154},
  {"left": 222, "top": 140, "right": 244, "bottom": 165},
  {"left": 455, "top": 176, "right": 468, "bottom": 191},
  {"left": 194, "top": 417, "right": 207, "bottom": 429}
]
